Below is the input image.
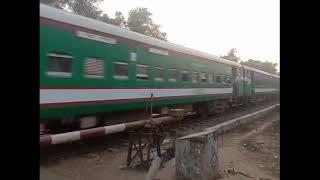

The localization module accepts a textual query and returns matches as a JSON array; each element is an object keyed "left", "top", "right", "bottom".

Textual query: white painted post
[{"left": 146, "top": 156, "right": 162, "bottom": 180}]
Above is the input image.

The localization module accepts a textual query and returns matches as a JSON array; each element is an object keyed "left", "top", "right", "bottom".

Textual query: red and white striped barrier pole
[{"left": 40, "top": 116, "right": 178, "bottom": 148}]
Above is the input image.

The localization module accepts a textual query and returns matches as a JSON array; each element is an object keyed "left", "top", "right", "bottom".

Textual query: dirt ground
[
  {"left": 216, "top": 111, "right": 280, "bottom": 180},
  {"left": 155, "top": 111, "right": 280, "bottom": 180},
  {"left": 40, "top": 145, "right": 147, "bottom": 180},
  {"left": 40, "top": 110, "right": 279, "bottom": 180}
]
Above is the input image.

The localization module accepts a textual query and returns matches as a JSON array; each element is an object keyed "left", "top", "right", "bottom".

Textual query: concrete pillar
[
  {"left": 146, "top": 156, "right": 162, "bottom": 180},
  {"left": 175, "top": 130, "right": 219, "bottom": 180}
]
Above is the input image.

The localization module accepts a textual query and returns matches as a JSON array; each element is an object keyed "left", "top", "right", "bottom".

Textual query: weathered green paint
[
  {"left": 40, "top": 24, "right": 234, "bottom": 119},
  {"left": 40, "top": 22, "right": 279, "bottom": 119},
  {"left": 40, "top": 24, "right": 232, "bottom": 88}
]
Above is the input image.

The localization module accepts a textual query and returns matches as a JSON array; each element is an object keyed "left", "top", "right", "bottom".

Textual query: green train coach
[{"left": 40, "top": 4, "right": 279, "bottom": 132}]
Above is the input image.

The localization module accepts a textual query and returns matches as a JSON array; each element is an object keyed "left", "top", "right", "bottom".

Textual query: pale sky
[{"left": 99, "top": 0, "right": 279, "bottom": 71}]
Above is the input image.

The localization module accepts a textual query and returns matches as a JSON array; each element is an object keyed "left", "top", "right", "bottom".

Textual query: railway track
[{"left": 40, "top": 101, "right": 278, "bottom": 164}]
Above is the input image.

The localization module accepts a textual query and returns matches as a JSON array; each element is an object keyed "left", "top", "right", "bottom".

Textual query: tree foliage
[
  {"left": 40, "top": 0, "right": 167, "bottom": 40},
  {"left": 127, "top": 8, "right": 167, "bottom": 41},
  {"left": 41, "top": 0, "right": 103, "bottom": 19},
  {"left": 97, "top": 11, "right": 126, "bottom": 28},
  {"left": 112, "top": 11, "right": 127, "bottom": 28},
  {"left": 69, "top": 0, "right": 103, "bottom": 19},
  {"left": 241, "top": 59, "right": 278, "bottom": 74},
  {"left": 40, "top": 0, "right": 69, "bottom": 9},
  {"left": 220, "top": 48, "right": 279, "bottom": 74},
  {"left": 220, "top": 48, "right": 240, "bottom": 62}
]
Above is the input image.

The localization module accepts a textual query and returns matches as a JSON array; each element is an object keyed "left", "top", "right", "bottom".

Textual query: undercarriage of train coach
[{"left": 40, "top": 94, "right": 278, "bottom": 138}]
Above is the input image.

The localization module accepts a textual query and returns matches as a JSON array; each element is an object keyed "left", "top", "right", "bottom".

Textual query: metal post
[
  {"left": 150, "top": 93, "right": 153, "bottom": 119},
  {"left": 138, "top": 135, "right": 144, "bottom": 166},
  {"left": 127, "top": 135, "right": 133, "bottom": 167}
]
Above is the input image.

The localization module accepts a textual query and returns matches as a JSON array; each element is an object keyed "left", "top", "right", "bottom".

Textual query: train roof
[
  {"left": 40, "top": 4, "right": 279, "bottom": 79},
  {"left": 243, "top": 65, "right": 280, "bottom": 78}
]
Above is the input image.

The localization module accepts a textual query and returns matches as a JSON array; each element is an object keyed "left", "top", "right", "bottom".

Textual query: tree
[
  {"left": 97, "top": 11, "right": 126, "bottom": 28},
  {"left": 127, "top": 8, "right": 167, "bottom": 41},
  {"left": 110, "top": 11, "right": 127, "bottom": 28},
  {"left": 220, "top": 48, "right": 240, "bottom": 62},
  {"left": 41, "top": 1, "right": 168, "bottom": 41},
  {"left": 69, "top": 0, "right": 103, "bottom": 19},
  {"left": 40, "top": 0, "right": 69, "bottom": 9},
  {"left": 41, "top": 0, "right": 103, "bottom": 19},
  {"left": 241, "top": 59, "right": 278, "bottom": 74},
  {"left": 98, "top": 13, "right": 111, "bottom": 24}
]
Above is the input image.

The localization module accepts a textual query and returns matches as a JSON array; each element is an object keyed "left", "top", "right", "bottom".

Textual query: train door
[
  {"left": 251, "top": 71, "right": 255, "bottom": 96},
  {"left": 242, "top": 67, "right": 247, "bottom": 99},
  {"left": 232, "top": 67, "right": 244, "bottom": 98},
  {"left": 244, "top": 69, "right": 253, "bottom": 97},
  {"left": 232, "top": 67, "right": 237, "bottom": 96}
]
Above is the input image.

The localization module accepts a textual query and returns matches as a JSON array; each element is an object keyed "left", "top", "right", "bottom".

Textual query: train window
[
  {"left": 169, "top": 69, "right": 178, "bottom": 82},
  {"left": 227, "top": 76, "right": 231, "bottom": 84},
  {"left": 114, "top": 62, "right": 129, "bottom": 79},
  {"left": 182, "top": 71, "right": 191, "bottom": 82},
  {"left": 47, "top": 53, "right": 73, "bottom": 77},
  {"left": 216, "top": 75, "right": 221, "bottom": 83},
  {"left": 201, "top": 72, "right": 207, "bottom": 82},
  {"left": 84, "top": 58, "right": 104, "bottom": 78},
  {"left": 191, "top": 72, "right": 198, "bottom": 83},
  {"left": 209, "top": 73, "right": 215, "bottom": 83},
  {"left": 223, "top": 76, "right": 228, "bottom": 83},
  {"left": 154, "top": 67, "right": 164, "bottom": 81},
  {"left": 136, "top": 64, "right": 149, "bottom": 80}
]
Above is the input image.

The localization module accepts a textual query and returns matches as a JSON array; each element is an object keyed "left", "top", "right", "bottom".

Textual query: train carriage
[{"left": 40, "top": 4, "right": 279, "bottom": 132}]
